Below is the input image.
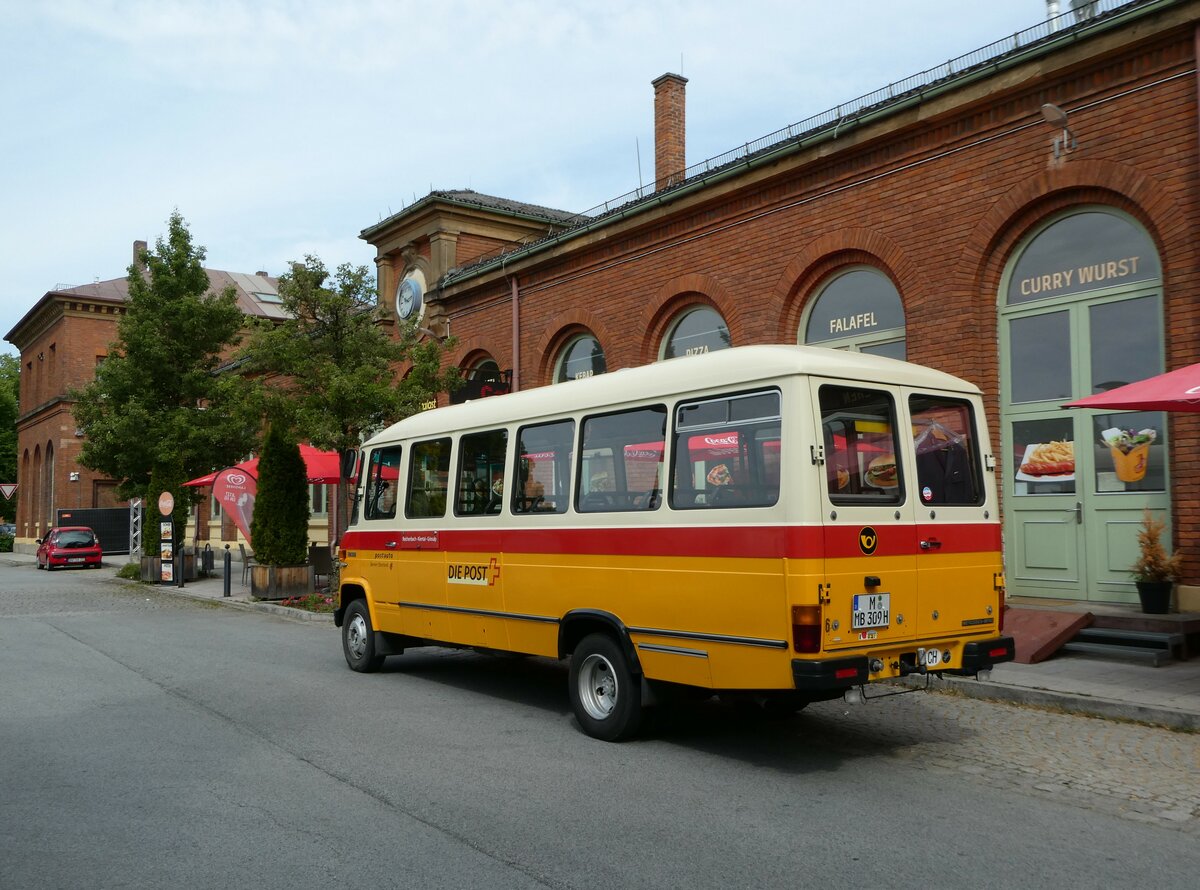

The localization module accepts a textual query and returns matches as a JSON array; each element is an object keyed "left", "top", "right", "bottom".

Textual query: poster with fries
[
  {"left": 1016, "top": 439, "right": 1075, "bottom": 481},
  {"left": 1012, "top": 418, "right": 1076, "bottom": 492}
]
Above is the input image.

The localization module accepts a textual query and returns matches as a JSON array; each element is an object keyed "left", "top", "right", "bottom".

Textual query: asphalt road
[{"left": 2, "top": 560, "right": 1198, "bottom": 889}]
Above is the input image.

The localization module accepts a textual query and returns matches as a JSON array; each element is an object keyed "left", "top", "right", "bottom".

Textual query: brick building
[
  {"left": 3, "top": 241, "right": 286, "bottom": 550},
  {"left": 361, "top": 0, "right": 1200, "bottom": 609}
]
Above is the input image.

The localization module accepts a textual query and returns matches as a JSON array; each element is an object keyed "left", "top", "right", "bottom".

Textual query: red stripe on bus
[{"left": 340, "top": 522, "right": 1000, "bottom": 560}]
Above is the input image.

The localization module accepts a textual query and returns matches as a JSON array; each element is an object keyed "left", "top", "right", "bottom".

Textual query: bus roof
[{"left": 368, "top": 344, "right": 980, "bottom": 445}]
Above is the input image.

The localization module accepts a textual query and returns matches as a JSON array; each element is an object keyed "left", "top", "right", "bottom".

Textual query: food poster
[
  {"left": 1092, "top": 411, "right": 1165, "bottom": 492},
  {"left": 1013, "top": 417, "right": 1075, "bottom": 493}
]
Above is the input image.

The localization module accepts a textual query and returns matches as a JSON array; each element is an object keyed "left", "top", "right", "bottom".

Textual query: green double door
[{"left": 1000, "top": 288, "right": 1169, "bottom": 604}]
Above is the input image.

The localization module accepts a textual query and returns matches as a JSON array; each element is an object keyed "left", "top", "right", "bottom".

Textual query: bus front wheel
[
  {"left": 569, "top": 633, "right": 643, "bottom": 741},
  {"left": 342, "top": 599, "right": 385, "bottom": 673}
]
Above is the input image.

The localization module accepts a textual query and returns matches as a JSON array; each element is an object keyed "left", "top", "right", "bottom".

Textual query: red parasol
[
  {"left": 183, "top": 444, "right": 343, "bottom": 487},
  {"left": 1063, "top": 363, "right": 1200, "bottom": 412}
]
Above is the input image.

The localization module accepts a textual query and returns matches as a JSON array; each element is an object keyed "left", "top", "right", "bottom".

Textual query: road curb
[
  {"left": 108, "top": 575, "right": 335, "bottom": 623},
  {"left": 920, "top": 674, "right": 1199, "bottom": 732}
]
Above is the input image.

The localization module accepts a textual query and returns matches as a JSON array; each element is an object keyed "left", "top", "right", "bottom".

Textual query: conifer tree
[{"left": 249, "top": 424, "right": 309, "bottom": 566}]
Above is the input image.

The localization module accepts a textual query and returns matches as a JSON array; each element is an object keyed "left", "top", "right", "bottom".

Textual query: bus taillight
[{"left": 792, "top": 605, "right": 821, "bottom": 653}]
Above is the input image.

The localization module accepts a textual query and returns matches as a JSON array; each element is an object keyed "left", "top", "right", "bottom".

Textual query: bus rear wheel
[
  {"left": 342, "top": 599, "right": 384, "bottom": 673},
  {"left": 569, "top": 633, "right": 643, "bottom": 741}
]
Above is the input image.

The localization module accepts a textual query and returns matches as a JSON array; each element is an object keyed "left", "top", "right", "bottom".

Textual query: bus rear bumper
[
  {"left": 791, "top": 656, "right": 870, "bottom": 691},
  {"left": 946, "top": 636, "right": 1016, "bottom": 675}
]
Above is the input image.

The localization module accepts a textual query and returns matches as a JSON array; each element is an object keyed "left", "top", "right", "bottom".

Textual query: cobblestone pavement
[{"left": 792, "top": 691, "right": 1200, "bottom": 834}]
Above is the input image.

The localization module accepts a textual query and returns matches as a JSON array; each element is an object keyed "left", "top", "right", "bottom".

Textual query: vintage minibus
[{"left": 335, "top": 345, "right": 1014, "bottom": 740}]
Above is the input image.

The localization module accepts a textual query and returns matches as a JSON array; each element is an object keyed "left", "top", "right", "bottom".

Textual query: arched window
[
  {"left": 554, "top": 333, "right": 607, "bottom": 382},
  {"left": 802, "top": 267, "right": 906, "bottom": 359},
  {"left": 661, "top": 306, "right": 731, "bottom": 360},
  {"left": 451, "top": 357, "right": 510, "bottom": 404}
]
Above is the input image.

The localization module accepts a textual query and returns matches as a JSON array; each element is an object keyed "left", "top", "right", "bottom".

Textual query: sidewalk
[{"left": 3, "top": 549, "right": 1197, "bottom": 729}]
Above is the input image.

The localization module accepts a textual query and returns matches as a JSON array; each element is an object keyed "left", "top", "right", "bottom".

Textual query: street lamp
[{"left": 1040, "top": 103, "right": 1077, "bottom": 158}]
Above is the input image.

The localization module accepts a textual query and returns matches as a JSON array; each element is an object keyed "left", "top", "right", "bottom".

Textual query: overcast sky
[{"left": 1, "top": 0, "right": 1058, "bottom": 356}]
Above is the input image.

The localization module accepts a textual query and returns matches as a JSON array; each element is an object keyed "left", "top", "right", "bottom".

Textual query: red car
[{"left": 36, "top": 526, "right": 103, "bottom": 570}]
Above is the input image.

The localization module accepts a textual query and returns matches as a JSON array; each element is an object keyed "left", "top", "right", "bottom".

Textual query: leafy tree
[
  {"left": 0, "top": 354, "right": 18, "bottom": 522},
  {"left": 242, "top": 255, "right": 459, "bottom": 536},
  {"left": 249, "top": 424, "right": 309, "bottom": 566},
  {"left": 72, "top": 212, "right": 262, "bottom": 554}
]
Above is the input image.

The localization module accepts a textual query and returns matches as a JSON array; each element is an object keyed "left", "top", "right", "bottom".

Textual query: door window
[
  {"left": 1009, "top": 310, "right": 1071, "bottom": 403},
  {"left": 909, "top": 396, "right": 983, "bottom": 506},
  {"left": 514, "top": 420, "right": 575, "bottom": 514},
  {"left": 406, "top": 439, "right": 451, "bottom": 518},
  {"left": 819, "top": 386, "right": 902, "bottom": 505},
  {"left": 364, "top": 446, "right": 402, "bottom": 520},
  {"left": 455, "top": 430, "right": 508, "bottom": 516}
]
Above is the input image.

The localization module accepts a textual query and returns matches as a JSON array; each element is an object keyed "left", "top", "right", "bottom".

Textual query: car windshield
[{"left": 57, "top": 531, "right": 95, "bottom": 548}]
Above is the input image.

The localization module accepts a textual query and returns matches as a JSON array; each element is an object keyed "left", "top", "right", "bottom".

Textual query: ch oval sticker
[{"left": 859, "top": 526, "right": 879, "bottom": 555}]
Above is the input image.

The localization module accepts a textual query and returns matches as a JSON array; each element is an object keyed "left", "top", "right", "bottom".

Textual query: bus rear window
[
  {"left": 820, "top": 385, "right": 902, "bottom": 505},
  {"left": 910, "top": 395, "right": 983, "bottom": 506}
]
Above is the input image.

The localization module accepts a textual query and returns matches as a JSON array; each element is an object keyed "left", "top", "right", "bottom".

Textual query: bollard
[
  {"left": 223, "top": 546, "right": 231, "bottom": 598},
  {"left": 176, "top": 549, "right": 184, "bottom": 588}
]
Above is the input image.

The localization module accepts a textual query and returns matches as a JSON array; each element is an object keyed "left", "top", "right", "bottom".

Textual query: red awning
[{"left": 1063, "top": 363, "right": 1200, "bottom": 412}]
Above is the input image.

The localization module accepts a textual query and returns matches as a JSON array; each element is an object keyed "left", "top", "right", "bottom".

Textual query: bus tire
[
  {"left": 342, "top": 599, "right": 385, "bottom": 673},
  {"left": 569, "top": 633, "right": 643, "bottom": 741}
]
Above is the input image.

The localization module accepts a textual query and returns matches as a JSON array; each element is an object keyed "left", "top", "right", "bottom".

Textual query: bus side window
[
  {"left": 671, "top": 389, "right": 781, "bottom": 510},
  {"left": 577, "top": 406, "right": 666, "bottom": 513},
  {"left": 910, "top": 395, "right": 983, "bottom": 506},
  {"left": 454, "top": 429, "right": 508, "bottom": 516},
  {"left": 514, "top": 420, "right": 575, "bottom": 515},
  {"left": 364, "top": 446, "right": 402, "bottom": 520},
  {"left": 406, "top": 438, "right": 451, "bottom": 519}
]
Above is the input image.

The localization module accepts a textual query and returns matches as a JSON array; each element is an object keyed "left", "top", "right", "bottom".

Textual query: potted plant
[
  {"left": 1130, "top": 508, "right": 1181, "bottom": 615},
  {"left": 249, "top": 425, "right": 313, "bottom": 600}
]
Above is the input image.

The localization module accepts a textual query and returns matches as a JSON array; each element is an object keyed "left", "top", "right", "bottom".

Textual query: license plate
[
  {"left": 68, "top": 557, "right": 85, "bottom": 563},
  {"left": 852, "top": 593, "right": 890, "bottom": 629}
]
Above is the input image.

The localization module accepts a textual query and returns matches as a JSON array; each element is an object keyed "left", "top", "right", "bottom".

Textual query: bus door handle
[{"left": 919, "top": 538, "right": 942, "bottom": 551}]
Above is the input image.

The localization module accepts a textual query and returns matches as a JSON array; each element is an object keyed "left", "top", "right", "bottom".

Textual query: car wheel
[
  {"left": 569, "top": 633, "right": 643, "bottom": 741},
  {"left": 342, "top": 599, "right": 384, "bottom": 672}
]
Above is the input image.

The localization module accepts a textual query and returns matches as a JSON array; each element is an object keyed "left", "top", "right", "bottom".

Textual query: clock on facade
[{"left": 396, "top": 276, "right": 423, "bottom": 319}]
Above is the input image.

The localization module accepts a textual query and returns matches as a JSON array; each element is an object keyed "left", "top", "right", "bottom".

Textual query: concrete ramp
[{"left": 1004, "top": 608, "right": 1093, "bottom": 664}]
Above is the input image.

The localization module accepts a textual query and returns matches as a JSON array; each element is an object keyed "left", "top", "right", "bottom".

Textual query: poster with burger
[{"left": 864, "top": 453, "right": 898, "bottom": 488}]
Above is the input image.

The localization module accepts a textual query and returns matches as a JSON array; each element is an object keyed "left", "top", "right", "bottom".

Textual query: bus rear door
[{"left": 813, "top": 380, "right": 919, "bottom": 656}]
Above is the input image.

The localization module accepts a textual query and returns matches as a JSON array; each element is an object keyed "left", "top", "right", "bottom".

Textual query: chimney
[
  {"left": 132, "top": 240, "right": 148, "bottom": 273},
  {"left": 653, "top": 73, "right": 687, "bottom": 190}
]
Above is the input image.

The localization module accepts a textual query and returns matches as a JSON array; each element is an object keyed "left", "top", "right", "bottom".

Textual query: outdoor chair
[
  {"left": 309, "top": 543, "right": 333, "bottom": 586},
  {"left": 239, "top": 543, "right": 255, "bottom": 586}
]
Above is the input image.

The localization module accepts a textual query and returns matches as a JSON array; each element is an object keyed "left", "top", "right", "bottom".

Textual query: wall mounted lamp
[{"left": 1040, "top": 103, "right": 1077, "bottom": 158}]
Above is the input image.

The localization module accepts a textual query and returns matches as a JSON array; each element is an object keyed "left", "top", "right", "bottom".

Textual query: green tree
[
  {"left": 249, "top": 424, "right": 309, "bottom": 566},
  {"left": 0, "top": 353, "right": 18, "bottom": 523},
  {"left": 72, "top": 212, "right": 262, "bottom": 554},
  {"left": 243, "top": 256, "right": 459, "bottom": 536}
]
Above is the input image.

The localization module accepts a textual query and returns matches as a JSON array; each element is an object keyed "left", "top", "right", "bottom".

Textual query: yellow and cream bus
[{"left": 335, "top": 345, "right": 1013, "bottom": 740}]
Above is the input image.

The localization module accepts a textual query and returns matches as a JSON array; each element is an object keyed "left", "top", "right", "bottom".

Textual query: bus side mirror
[{"left": 340, "top": 448, "right": 359, "bottom": 481}]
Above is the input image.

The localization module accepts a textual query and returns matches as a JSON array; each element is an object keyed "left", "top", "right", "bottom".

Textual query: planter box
[
  {"left": 251, "top": 564, "right": 314, "bottom": 600},
  {"left": 140, "top": 556, "right": 162, "bottom": 583}
]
